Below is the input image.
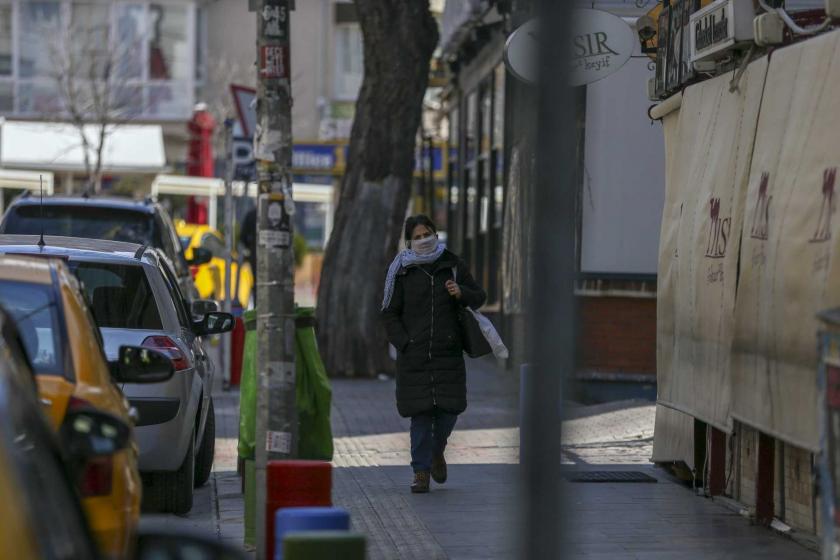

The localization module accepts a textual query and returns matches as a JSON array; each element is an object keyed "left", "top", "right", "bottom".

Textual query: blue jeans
[{"left": 410, "top": 408, "right": 458, "bottom": 473}]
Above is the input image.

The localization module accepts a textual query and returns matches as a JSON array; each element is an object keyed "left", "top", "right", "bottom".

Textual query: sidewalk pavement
[
  {"left": 331, "top": 358, "right": 519, "bottom": 560},
  {"left": 144, "top": 355, "right": 816, "bottom": 560},
  {"left": 330, "top": 358, "right": 816, "bottom": 560}
]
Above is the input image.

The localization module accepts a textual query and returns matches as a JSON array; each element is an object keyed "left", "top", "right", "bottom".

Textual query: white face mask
[{"left": 411, "top": 235, "right": 438, "bottom": 255}]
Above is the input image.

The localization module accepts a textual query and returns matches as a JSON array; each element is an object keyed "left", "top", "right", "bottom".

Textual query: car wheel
[
  {"left": 194, "top": 398, "right": 215, "bottom": 488},
  {"left": 142, "top": 434, "right": 195, "bottom": 515}
]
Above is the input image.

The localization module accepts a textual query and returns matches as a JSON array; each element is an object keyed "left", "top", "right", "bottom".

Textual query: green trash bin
[
  {"left": 239, "top": 307, "right": 333, "bottom": 460},
  {"left": 238, "top": 309, "right": 258, "bottom": 461},
  {"left": 295, "top": 307, "right": 333, "bottom": 461},
  {"left": 239, "top": 309, "right": 258, "bottom": 549},
  {"left": 283, "top": 531, "right": 366, "bottom": 560},
  {"left": 240, "top": 307, "right": 334, "bottom": 548}
]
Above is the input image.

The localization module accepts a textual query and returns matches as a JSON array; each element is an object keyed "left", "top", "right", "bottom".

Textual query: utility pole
[{"left": 254, "top": 1, "right": 297, "bottom": 559}]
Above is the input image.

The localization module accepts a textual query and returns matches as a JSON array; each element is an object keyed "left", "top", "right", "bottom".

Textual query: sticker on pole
[
  {"left": 266, "top": 430, "right": 291, "bottom": 454},
  {"left": 258, "top": 193, "right": 291, "bottom": 248},
  {"left": 261, "top": 4, "right": 288, "bottom": 39},
  {"left": 259, "top": 45, "right": 289, "bottom": 79}
]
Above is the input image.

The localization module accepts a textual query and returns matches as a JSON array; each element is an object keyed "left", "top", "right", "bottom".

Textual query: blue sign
[
  {"left": 414, "top": 145, "right": 445, "bottom": 177},
  {"left": 230, "top": 136, "right": 444, "bottom": 179}
]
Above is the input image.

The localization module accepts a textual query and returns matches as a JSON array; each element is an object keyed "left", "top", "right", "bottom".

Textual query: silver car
[{"left": 0, "top": 235, "right": 233, "bottom": 515}]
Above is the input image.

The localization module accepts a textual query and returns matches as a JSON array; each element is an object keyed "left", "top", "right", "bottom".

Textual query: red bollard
[
  {"left": 266, "top": 460, "right": 332, "bottom": 559},
  {"left": 229, "top": 316, "right": 245, "bottom": 386}
]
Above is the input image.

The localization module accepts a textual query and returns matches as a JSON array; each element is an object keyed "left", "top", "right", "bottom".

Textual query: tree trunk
[
  {"left": 316, "top": 0, "right": 438, "bottom": 377},
  {"left": 93, "top": 122, "right": 107, "bottom": 193}
]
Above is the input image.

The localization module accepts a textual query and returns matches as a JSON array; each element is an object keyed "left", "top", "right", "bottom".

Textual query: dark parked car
[{"left": 0, "top": 195, "right": 210, "bottom": 301}]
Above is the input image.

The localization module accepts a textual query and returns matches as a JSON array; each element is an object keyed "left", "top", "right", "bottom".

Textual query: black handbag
[{"left": 458, "top": 306, "right": 493, "bottom": 358}]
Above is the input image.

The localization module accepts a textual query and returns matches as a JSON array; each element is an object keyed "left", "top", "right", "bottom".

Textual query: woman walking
[{"left": 382, "top": 215, "right": 486, "bottom": 493}]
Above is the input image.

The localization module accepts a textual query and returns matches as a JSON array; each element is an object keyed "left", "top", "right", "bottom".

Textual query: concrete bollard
[
  {"left": 274, "top": 507, "right": 350, "bottom": 560},
  {"left": 265, "top": 460, "right": 332, "bottom": 559},
  {"left": 283, "top": 530, "right": 366, "bottom": 560}
]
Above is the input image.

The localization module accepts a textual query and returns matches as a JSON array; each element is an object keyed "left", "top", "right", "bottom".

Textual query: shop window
[
  {"left": 479, "top": 84, "right": 492, "bottom": 235},
  {"left": 0, "top": 81, "right": 12, "bottom": 111},
  {"left": 493, "top": 63, "right": 505, "bottom": 229},
  {"left": 115, "top": 3, "right": 145, "bottom": 80},
  {"left": 6, "top": 1, "right": 196, "bottom": 120},
  {"left": 112, "top": 85, "right": 144, "bottom": 118},
  {"left": 148, "top": 3, "right": 189, "bottom": 81},
  {"left": 18, "top": 80, "right": 62, "bottom": 114},
  {"left": 195, "top": 4, "right": 206, "bottom": 83},
  {"left": 71, "top": 2, "right": 111, "bottom": 78},
  {"left": 19, "top": 2, "right": 62, "bottom": 79},
  {"left": 465, "top": 91, "right": 478, "bottom": 242},
  {"left": 334, "top": 24, "right": 363, "bottom": 100},
  {"left": 0, "top": 5, "right": 12, "bottom": 76},
  {"left": 447, "top": 106, "right": 461, "bottom": 251}
]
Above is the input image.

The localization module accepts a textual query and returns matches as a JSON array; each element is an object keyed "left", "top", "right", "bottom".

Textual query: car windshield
[
  {"left": 0, "top": 281, "right": 65, "bottom": 377},
  {"left": 2, "top": 205, "right": 154, "bottom": 245},
  {"left": 69, "top": 262, "right": 163, "bottom": 330}
]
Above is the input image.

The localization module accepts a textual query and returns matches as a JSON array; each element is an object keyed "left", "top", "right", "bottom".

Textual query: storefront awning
[
  {"left": 0, "top": 120, "right": 167, "bottom": 174},
  {"left": 0, "top": 168, "right": 54, "bottom": 193}
]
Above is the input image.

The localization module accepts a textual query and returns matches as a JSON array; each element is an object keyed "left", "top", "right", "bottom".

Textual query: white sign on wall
[
  {"left": 570, "top": 9, "right": 635, "bottom": 87},
  {"left": 581, "top": 56, "right": 665, "bottom": 275}
]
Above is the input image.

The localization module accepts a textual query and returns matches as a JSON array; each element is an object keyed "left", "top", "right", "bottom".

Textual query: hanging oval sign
[
  {"left": 570, "top": 9, "right": 635, "bottom": 87},
  {"left": 504, "top": 19, "right": 538, "bottom": 84}
]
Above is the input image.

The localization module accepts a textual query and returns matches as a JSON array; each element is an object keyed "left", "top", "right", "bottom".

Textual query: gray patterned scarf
[{"left": 381, "top": 242, "right": 445, "bottom": 310}]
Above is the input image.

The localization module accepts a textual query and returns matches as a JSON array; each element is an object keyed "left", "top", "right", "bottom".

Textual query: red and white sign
[{"left": 259, "top": 45, "right": 289, "bottom": 79}]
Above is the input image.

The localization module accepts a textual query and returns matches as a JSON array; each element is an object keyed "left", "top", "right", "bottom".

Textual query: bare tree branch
[{"left": 46, "top": 11, "right": 147, "bottom": 194}]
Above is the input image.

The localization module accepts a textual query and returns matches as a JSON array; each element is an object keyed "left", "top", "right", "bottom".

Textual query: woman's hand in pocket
[{"left": 445, "top": 280, "right": 462, "bottom": 299}]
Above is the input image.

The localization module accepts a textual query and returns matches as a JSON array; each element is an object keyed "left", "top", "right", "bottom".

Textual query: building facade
[
  {"left": 439, "top": 0, "right": 665, "bottom": 388},
  {"left": 0, "top": 0, "right": 204, "bottom": 190}
]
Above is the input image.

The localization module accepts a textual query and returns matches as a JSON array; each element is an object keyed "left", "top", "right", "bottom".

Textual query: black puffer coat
[{"left": 382, "top": 250, "right": 486, "bottom": 418}]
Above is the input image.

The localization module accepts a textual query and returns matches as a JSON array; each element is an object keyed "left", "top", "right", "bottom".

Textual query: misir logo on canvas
[
  {"left": 811, "top": 167, "right": 837, "bottom": 244},
  {"left": 750, "top": 173, "right": 771, "bottom": 241},
  {"left": 704, "top": 197, "right": 730, "bottom": 284},
  {"left": 705, "top": 197, "right": 731, "bottom": 259}
]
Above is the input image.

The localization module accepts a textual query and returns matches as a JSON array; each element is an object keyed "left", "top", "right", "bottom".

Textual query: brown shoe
[
  {"left": 431, "top": 453, "right": 447, "bottom": 484},
  {"left": 411, "top": 471, "right": 430, "bottom": 493}
]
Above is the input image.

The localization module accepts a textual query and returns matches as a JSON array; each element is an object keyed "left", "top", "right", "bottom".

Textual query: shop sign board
[
  {"left": 569, "top": 9, "right": 635, "bottom": 87},
  {"left": 690, "top": 0, "right": 755, "bottom": 64}
]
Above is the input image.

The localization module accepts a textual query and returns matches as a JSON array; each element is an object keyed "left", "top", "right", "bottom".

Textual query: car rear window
[
  {"left": 0, "top": 281, "right": 66, "bottom": 377},
  {"left": 2, "top": 205, "right": 155, "bottom": 245},
  {"left": 69, "top": 262, "right": 163, "bottom": 330}
]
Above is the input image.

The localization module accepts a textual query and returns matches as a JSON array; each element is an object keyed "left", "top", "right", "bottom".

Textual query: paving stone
[{"left": 143, "top": 349, "right": 816, "bottom": 560}]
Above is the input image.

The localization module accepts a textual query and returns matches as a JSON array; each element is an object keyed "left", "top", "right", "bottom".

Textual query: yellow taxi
[
  {"left": 0, "top": 254, "right": 171, "bottom": 559},
  {"left": 176, "top": 220, "right": 254, "bottom": 307}
]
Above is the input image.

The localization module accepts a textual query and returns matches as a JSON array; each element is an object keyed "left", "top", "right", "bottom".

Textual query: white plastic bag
[{"left": 467, "top": 307, "right": 509, "bottom": 360}]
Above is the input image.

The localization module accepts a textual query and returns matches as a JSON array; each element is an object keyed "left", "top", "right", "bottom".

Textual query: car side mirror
[
  {"left": 191, "top": 299, "right": 219, "bottom": 317},
  {"left": 60, "top": 408, "right": 132, "bottom": 460},
  {"left": 135, "top": 525, "right": 247, "bottom": 560},
  {"left": 187, "top": 246, "right": 212, "bottom": 266},
  {"left": 193, "top": 312, "right": 235, "bottom": 336},
  {"left": 109, "top": 346, "right": 174, "bottom": 384}
]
